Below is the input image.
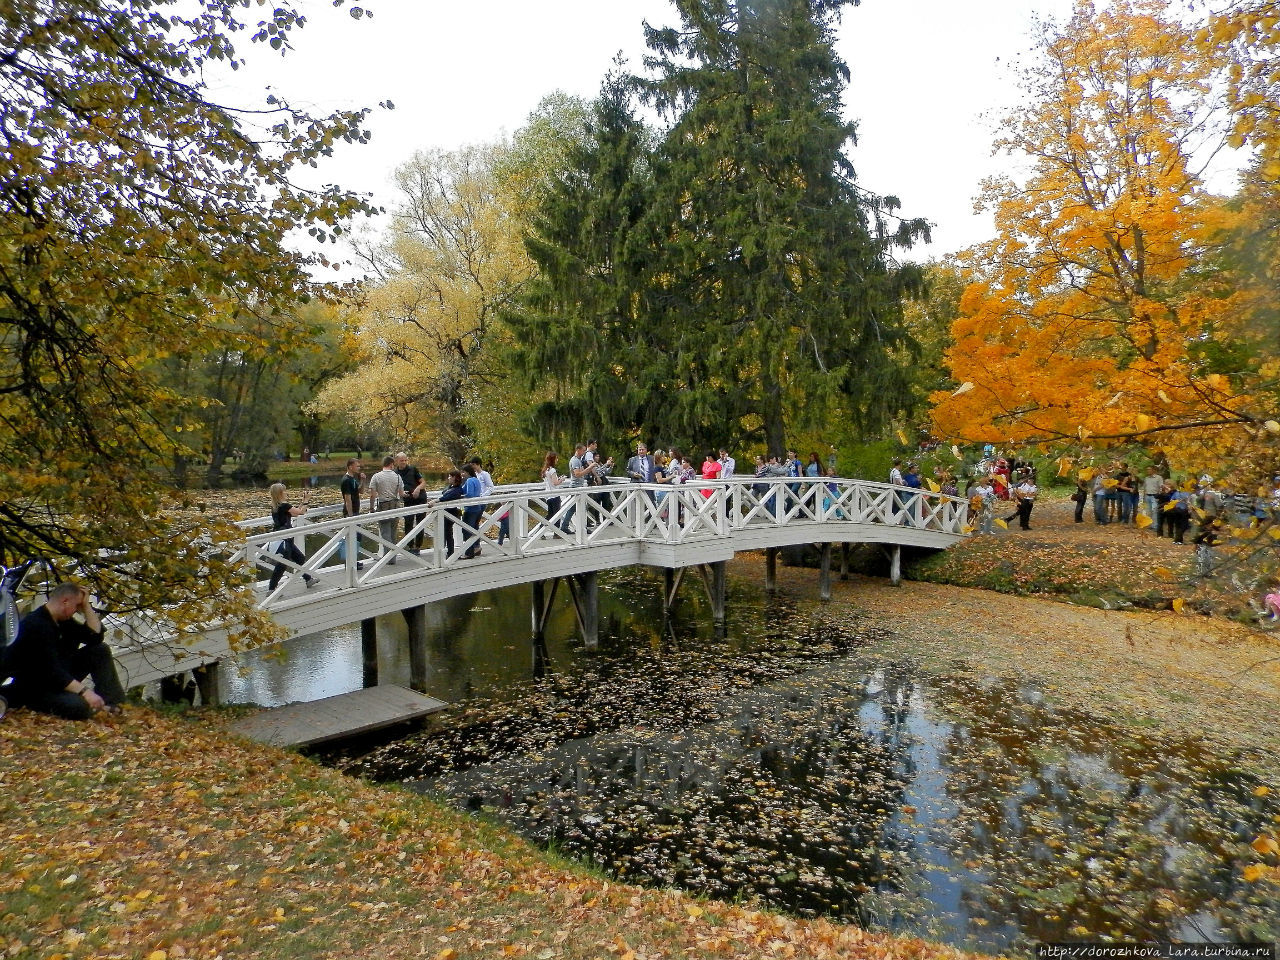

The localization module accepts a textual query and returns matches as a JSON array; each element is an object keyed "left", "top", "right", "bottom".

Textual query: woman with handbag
[{"left": 267, "top": 482, "right": 316, "bottom": 590}]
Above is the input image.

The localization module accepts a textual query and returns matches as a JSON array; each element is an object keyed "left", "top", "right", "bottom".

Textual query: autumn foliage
[
  {"left": 931, "top": 0, "right": 1280, "bottom": 474},
  {"left": 0, "top": 2, "right": 377, "bottom": 635}
]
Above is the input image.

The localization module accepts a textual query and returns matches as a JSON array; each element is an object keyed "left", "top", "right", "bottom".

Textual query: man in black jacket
[{"left": 3, "top": 582, "right": 124, "bottom": 719}]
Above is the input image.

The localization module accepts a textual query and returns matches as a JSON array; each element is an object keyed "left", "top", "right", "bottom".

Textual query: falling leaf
[
  {"left": 1136, "top": 514, "right": 1152, "bottom": 529},
  {"left": 1251, "top": 835, "right": 1279, "bottom": 855},
  {"left": 896, "top": 428, "right": 909, "bottom": 446},
  {"left": 951, "top": 381, "right": 974, "bottom": 397},
  {"left": 1255, "top": 786, "right": 1271, "bottom": 797},
  {"left": 1265, "top": 420, "right": 1280, "bottom": 434},
  {"left": 994, "top": 518, "right": 1008, "bottom": 529},
  {"left": 950, "top": 444, "right": 962, "bottom": 459},
  {"left": 1158, "top": 390, "right": 1171, "bottom": 404},
  {"left": 1242, "top": 864, "right": 1265, "bottom": 883},
  {"left": 925, "top": 479, "right": 940, "bottom": 493},
  {"left": 1172, "top": 598, "right": 1185, "bottom": 613}
]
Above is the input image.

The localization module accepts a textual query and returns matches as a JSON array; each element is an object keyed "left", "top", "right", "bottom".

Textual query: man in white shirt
[
  {"left": 1014, "top": 472, "right": 1038, "bottom": 530},
  {"left": 718, "top": 448, "right": 735, "bottom": 478},
  {"left": 469, "top": 456, "right": 495, "bottom": 496},
  {"left": 367, "top": 455, "right": 405, "bottom": 563},
  {"left": 1142, "top": 466, "right": 1163, "bottom": 520},
  {"left": 889, "top": 458, "right": 904, "bottom": 486}
]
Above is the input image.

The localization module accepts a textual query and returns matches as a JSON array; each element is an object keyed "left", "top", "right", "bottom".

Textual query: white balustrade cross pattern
[{"left": 105, "top": 477, "right": 968, "bottom": 689}]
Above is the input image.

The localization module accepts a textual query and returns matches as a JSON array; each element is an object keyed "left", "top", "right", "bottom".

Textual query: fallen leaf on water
[{"left": 1251, "top": 835, "right": 1278, "bottom": 855}]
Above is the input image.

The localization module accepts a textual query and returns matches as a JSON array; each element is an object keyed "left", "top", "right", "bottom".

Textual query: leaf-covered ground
[
  {"left": 907, "top": 497, "right": 1186, "bottom": 605},
  {"left": 1, "top": 707, "right": 980, "bottom": 960},
  {"left": 909, "top": 495, "right": 1279, "bottom": 620}
]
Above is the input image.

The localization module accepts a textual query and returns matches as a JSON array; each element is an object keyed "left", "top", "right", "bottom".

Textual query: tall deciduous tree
[
  {"left": 931, "top": 0, "right": 1259, "bottom": 469},
  {"left": 1206, "top": 1, "right": 1280, "bottom": 469},
  {"left": 311, "top": 143, "right": 533, "bottom": 466},
  {"left": 636, "top": 0, "right": 928, "bottom": 455},
  {"left": 0, "top": 1, "right": 378, "bottom": 632}
]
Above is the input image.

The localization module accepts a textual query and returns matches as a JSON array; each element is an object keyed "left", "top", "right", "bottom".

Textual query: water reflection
[{"left": 220, "top": 568, "right": 770, "bottom": 707}]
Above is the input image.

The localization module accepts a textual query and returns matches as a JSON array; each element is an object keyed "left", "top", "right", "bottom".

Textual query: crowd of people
[
  {"left": 1065, "top": 462, "right": 1280, "bottom": 543},
  {"left": 264, "top": 442, "right": 856, "bottom": 574},
  {"left": 12, "top": 440, "right": 1280, "bottom": 723}
]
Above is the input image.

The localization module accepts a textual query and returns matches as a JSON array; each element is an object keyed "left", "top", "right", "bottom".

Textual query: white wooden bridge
[{"left": 108, "top": 476, "right": 968, "bottom": 694}]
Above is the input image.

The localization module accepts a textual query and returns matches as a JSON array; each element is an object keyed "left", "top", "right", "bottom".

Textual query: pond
[{"left": 237, "top": 568, "right": 1279, "bottom": 954}]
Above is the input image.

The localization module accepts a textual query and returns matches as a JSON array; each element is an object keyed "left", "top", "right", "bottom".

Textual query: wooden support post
[
  {"left": 699, "top": 561, "right": 726, "bottom": 625},
  {"left": 765, "top": 547, "right": 777, "bottom": 594},
  {"left": 531, "top": 580, "right": 549, "bottom": 677},
  {"left": 663, "top": 567, "right": 686, "bottom": 616},
  {"left": 579, "top": 571, "right": 598, "bottom": 649},
  {"left": 840, "top": 543, "right": 850, "bottom": 581},
  {"left": 889, "top": 544, "right": 902, "bottom": 586},
  {"left": 532, "top": 580, "right": 546, "bottom": 638},
  {"left": 402, "top": 605, "right": 428, "bottom": 693},
  {"left": 819, "top": 543, "right": 832, "bottom": 601},
  {"left": 193, "top": 663, "right": 220, "bottom": 706},
  {"left": 361, "top": 617, "right": 378, "bottom": 688}
]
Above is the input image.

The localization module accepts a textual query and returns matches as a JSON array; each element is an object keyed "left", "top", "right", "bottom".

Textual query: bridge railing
[{"left": 227, "top": 477, "right": 966, "bottom": 604}]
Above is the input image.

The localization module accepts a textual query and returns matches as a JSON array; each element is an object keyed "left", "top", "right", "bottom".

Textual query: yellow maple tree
[{"left": 931, "top": 0, "right": 1268, "bottom": 471}]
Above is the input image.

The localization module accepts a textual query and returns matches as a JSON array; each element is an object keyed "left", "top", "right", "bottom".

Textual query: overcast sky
[{"left": 212, "top": 0, "right": 1107, "bottom": 263}]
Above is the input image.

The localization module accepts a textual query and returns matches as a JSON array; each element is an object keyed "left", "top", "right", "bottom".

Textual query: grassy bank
[{"left": 904, "top": 496, "right": 1278, "bottom": 621}]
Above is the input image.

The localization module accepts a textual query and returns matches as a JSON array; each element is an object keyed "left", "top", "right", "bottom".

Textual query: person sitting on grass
[{"left": 2, "top": 582, "right": 125, "bottom": 720}]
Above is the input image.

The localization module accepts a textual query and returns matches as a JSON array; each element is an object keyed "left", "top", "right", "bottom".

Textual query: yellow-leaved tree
[
  {"left": 311, "top": 143, "right": 534, "bottom": 468},
  {"left": 931, "top": 0, "right": 1272, "bottom": 470},
  {"left": 0, "top": 1, "right": 379, "bottom": 639}
]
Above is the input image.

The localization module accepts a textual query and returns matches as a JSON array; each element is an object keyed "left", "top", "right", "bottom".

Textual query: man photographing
[{"left": 3, "top": 582, "right": 125, "bottom": 719}]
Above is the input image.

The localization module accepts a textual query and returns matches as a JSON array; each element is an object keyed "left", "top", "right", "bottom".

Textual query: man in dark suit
[{"left": 626, "top": 443, "right": 655, "bottom": 483}]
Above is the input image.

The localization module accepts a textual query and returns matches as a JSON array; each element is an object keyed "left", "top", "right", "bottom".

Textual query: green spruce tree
[
  {"left": 505, "top": 71, "right": 664, "bottom": 449},
  {"left": 638, "top": 0, "right": 928, "bottom": 455}
]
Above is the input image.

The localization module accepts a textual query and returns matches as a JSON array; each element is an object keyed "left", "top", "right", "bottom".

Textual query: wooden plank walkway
[{"left": 228, "top": 684, "right": 448, "bottom": 748}]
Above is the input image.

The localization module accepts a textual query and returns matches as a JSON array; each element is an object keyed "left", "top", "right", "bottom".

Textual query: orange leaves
[{"left": 931, "top": 1, "right": 1258, "bottom": 464}]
